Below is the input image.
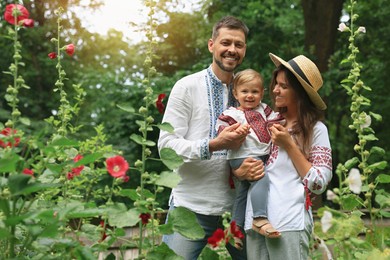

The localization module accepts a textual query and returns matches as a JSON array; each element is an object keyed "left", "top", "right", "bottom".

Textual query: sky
[{"left": 80, "top": 0, "right": 148, "bottom": 42}]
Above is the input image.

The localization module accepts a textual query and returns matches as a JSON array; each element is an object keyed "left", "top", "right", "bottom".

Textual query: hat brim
[{"left": 269, "top": 53, "right": 327, "bottom": 110}]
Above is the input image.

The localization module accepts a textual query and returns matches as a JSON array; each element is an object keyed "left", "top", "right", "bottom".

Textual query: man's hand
[
  {"left": 232, "top": 157, "right": 264, "bottom": 181},
  {"left": 209, "top": 123, "right": 249, "bottom": 152}
]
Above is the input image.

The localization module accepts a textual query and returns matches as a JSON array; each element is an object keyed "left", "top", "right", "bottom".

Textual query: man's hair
[{"left": 211, "top": 16, "right": 249, "bottom": 41}]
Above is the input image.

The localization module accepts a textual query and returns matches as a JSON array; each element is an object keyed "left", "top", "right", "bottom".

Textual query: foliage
[
  {"left": 314, "top": 1, "right": 390, "bottom": 259},
  {"left": 0, "top": 2, "right": 206, "bottom": 259}
]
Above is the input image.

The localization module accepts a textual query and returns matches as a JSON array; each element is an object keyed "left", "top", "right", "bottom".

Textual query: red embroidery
[{"left": 244, "top": 110, "right": 270, "bottom": 143}]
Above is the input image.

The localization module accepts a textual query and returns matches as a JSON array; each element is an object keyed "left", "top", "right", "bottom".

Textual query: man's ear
[{"left": 208, "top": 39, "right": 214, "bottom": 53}]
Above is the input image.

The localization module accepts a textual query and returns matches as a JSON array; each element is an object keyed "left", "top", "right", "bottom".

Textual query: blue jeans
[
  {"left": 162, "top": 203, "right": 247, "bottom": 260},
  {"left": 230, "top": 155, "right": 269, "bottom": 227}
]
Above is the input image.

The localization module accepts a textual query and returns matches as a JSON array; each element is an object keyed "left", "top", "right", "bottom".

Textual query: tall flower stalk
[{"left": 317, "top": 0, "right": 389, "bottom": 258}]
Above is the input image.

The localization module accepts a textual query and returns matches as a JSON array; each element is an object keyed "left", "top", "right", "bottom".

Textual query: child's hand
[{"left": 235, "top": 124, "right": 250, "bottom": 135}]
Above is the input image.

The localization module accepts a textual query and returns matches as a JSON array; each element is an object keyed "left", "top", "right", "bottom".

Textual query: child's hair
[{"left": 233, "top": 69, "right": 264, "bottom": 93}]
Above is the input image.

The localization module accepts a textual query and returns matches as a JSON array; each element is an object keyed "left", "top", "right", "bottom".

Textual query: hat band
[{"left": 288, "top": 60, "right": 311, "bottom": 87}]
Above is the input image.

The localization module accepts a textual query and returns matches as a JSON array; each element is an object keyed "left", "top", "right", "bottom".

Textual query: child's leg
[
  {"left": 250, "top": 173, "right": 269, "bottom": 219},
  {"left": 232, "top": 180, "right": 250, "bottom": 227}
]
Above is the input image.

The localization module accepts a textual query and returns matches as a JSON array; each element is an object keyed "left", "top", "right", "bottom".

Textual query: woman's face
[{"left": 272, "top": 71, "right": 296, "bottom": 109}]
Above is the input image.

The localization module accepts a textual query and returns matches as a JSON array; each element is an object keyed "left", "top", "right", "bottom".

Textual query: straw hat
[{"left": 269, "top": 53, "right": 326, "bottom": 110}]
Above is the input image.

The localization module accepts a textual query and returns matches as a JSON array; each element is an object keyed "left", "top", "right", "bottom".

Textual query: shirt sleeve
[
  {"left": 303, "top": 122, "right": 333, "bottom": 194},
  {"left": 158, "top": 79, "right": 211, "bottom": 161}
]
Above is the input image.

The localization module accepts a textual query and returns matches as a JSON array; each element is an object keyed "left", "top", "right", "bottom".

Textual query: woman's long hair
[{"left": 269, "top": 65, "right": 325, "bottom": 156}]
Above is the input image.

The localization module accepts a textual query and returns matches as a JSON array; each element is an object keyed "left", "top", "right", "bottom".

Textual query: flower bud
[
  {"left": 139, "top": 106, "right": 148, "bottom": 115},
  {"left": 146, "top": 116, "right": 154, "bottom": 124},
  {"left": 135, "top": 160, "right": 143, "bottom": 168}
]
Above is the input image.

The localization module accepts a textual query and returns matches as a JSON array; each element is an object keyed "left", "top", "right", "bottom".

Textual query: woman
[{"left": 243, "top": 53, "right": 333, "bottom": 259}]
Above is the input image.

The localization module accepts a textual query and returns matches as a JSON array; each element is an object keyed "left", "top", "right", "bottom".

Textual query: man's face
[{"left": 208, "top": 28, "right": 246, "bottom": 73}]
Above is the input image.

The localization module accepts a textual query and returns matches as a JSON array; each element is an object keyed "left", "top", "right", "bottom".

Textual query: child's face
[{"left": 234, "top": 78, "right": 264, "bottom": 109}]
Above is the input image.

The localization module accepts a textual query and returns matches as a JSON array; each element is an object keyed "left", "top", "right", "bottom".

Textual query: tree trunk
[{"left": 301, "top": 0, "right": 344, "bottom": 72}]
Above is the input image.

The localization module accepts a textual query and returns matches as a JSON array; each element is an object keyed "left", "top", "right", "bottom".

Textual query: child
[{"left": 216, "top": 69, "right": 285, "bottom": 248}]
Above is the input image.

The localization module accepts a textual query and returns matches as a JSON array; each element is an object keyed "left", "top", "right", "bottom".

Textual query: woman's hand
[
  {"left": 269, "top": 124, "right": 294, "bottom": 149},
  {"left": 232, "top": 157, "right": 264, "bottom": 181}
]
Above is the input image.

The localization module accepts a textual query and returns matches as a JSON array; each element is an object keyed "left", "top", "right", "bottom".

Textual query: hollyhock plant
[
  {"left": 348, "top": 168, "right": 362, "bottom": 194},
  {"left": 22, "top": 168, "right": 34, "bottom": 176},
  {"left": 156, "top": 93, "right": 166, "bottom": 114},
  {"left": 71, "top": 154, "right": 84, "bottom": 176},
  {"left": 337, "top": 22, "right": 348, "bottom": 32},
  {"left": 106, "top": 155, "right": 129, "bottom": 178},
  {"left": 48, "top": 52, "right": 57, "bottom": 59},
  {"left": 4, "top": 4, "right": 29, "bottom": 25},
  {"left": 229, "top": 221, "right": 244, "bottom": 241},
  {"left": 0, "top": 128, "right": 20, "bottom": 148},
  {"left": 64, "top": 44, "right": 75, "bottom": 56},
  {"left": 22, "top": 19, "right": 34, "bottom": 27},
  {"left": 207, "top": 228, "right": 225, "bottom": 248},
  {"left": 321, "top": 210, "right": 333, "bottom": 233},
  {"left": 139, "top": 213, "right": 151, "bottom": 225}
]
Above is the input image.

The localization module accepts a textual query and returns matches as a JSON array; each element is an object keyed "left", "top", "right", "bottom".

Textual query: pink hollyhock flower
[
  {"left": 139, "top": 213, "right": 151, "bottom": 225},
  {"left": 23, "top": 168, "right": 34, "bottom": 176},
  {"left": 65, "top": 44, "right": 75, "bottom": 56},
  {"left": 22, "top": 18, "right": 34, "bottom": 27},
  {"left": 0, "top": 128, "right": 20, "bottom": 148},
  {"left": 4, "top": 4, "right": 29, "bottom": 25},
  {"left": 48, "top": 52, "right": 57, "bottom": 59},
  {"left": 106, "top": 155, "right": 129, "bottom": 178},
  {"left": 207, "top": 228, "right": 225, "bottom": 248},
  {"left": 337, "top": 22, "right": 348, "bottom": 32},
  {"left": 156, "top": 93, "right": 166, "bottom": 114}
]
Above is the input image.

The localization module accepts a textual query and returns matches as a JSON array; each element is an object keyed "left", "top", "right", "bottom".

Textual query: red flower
[
  {"left": 207, "top": 228, "right": 225, "bottom": 248},
  {"left": 156, "top": 93, "right": 166, "bottom": 114},
  {"left": 22, "top": 18, "right": 34, "bottom": 27},
  {"left": 4, "top": 4, "right": 29, "bottom": 25},
  {"left": 66, "top": 172, "right": 74, "bottom": 180},
  {"left": 0, "top": 128, "right": 20, "bottom": 148},
  {"left": 65, "top": 44, "right": 75, "bottom": 56},
  {"left": 230, "top": 221, "right": 244, "bottom": 240},
  {"left": 106, "top": 155, "right": 129, "bottom": 178},
  {"left": 23, "top": 168, "right": 34, "bottom": 176},
  {"left": 71, "top": 154, "right": 84, "bottom": 176},
  {"left": 139, "top": 213, "right": 151, "bottom": 225},
  {"left": 122, "top": 175, "right": 130, "bottom": 182},
  {"left": 48, "top": 52, "right": 57, "bottom": 59}
]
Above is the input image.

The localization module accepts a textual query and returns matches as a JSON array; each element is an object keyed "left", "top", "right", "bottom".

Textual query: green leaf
[
  {"left": 0, "top": 153, "right": 20, "bottom": 173},
  {"left": 375, "top": 194, "right": 390, "bottom": 207},
  {"left": 12, "top": 182, "right": 62, "bottom": 196},
  {"left": 376, "top": 174, "right": 390, "bottom": 184},
  {"left": 117, "top": 104, "right": 136, "bottom": 113},
  {"left": 118, "top": 189, "right": 139, "bottom": 200},
  {"left": 19, "top": 117, "right": 31, "bottom": 126},
  {"left": 146, "top": 243, "right": 184, "bottom": 260},
  {"left": 344, "top": 157, "right": 359, "bottom": 169},
  {"left": 369, "top": 146, "right": 385, "bottom": 156},
  {"left": 130, "top": 133, "right": 156, "bottom": 146},
  {"left": 74, "top": 153, "right": 103, "bottom": 166},
  {"left": 156, "top": 171, "right": 181, "bottom": 188},
  {"left": 367, "top": 161, "right": 387, "bottom": 171},
  {"left": 167, "top": 207, "right": 204, "bottom": 239},
  {"left": 50, "top": 137, "right": 79, "bottom": 147},
  {"left": 199, "top": 246, "right": 219, "bottom": 260},
  {"left": 0, "top": 228, "right": 11, "bottom": 239},
  {"left": 362, "top": 134, "right": 378, "bottom": 141},
  {"left": 369, "top": 112, "right": 382, "bottom": 121},
  {"left": 156, "top": 122, "right": 174, "bottom": 133},
  {"left": 340, "top": 194, "right": 362, "bottom": 210},
  {"left": 66, "top": 208, "right": 103, "bottom": 219},
  {"left": 107, "top": 204, "right": 140, "bottom": 228},
  {"left": 160, "top": 148, "right": 184, "bottom": 170}
]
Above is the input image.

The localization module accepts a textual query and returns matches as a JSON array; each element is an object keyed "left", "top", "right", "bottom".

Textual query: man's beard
[{"left": 214, "top": 56, "right": 241, "bottom": 73}]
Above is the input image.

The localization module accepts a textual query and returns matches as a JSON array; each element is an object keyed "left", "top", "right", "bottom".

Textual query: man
[{"left": 158, "top": 16, "right": 263, "bottom": 259}]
